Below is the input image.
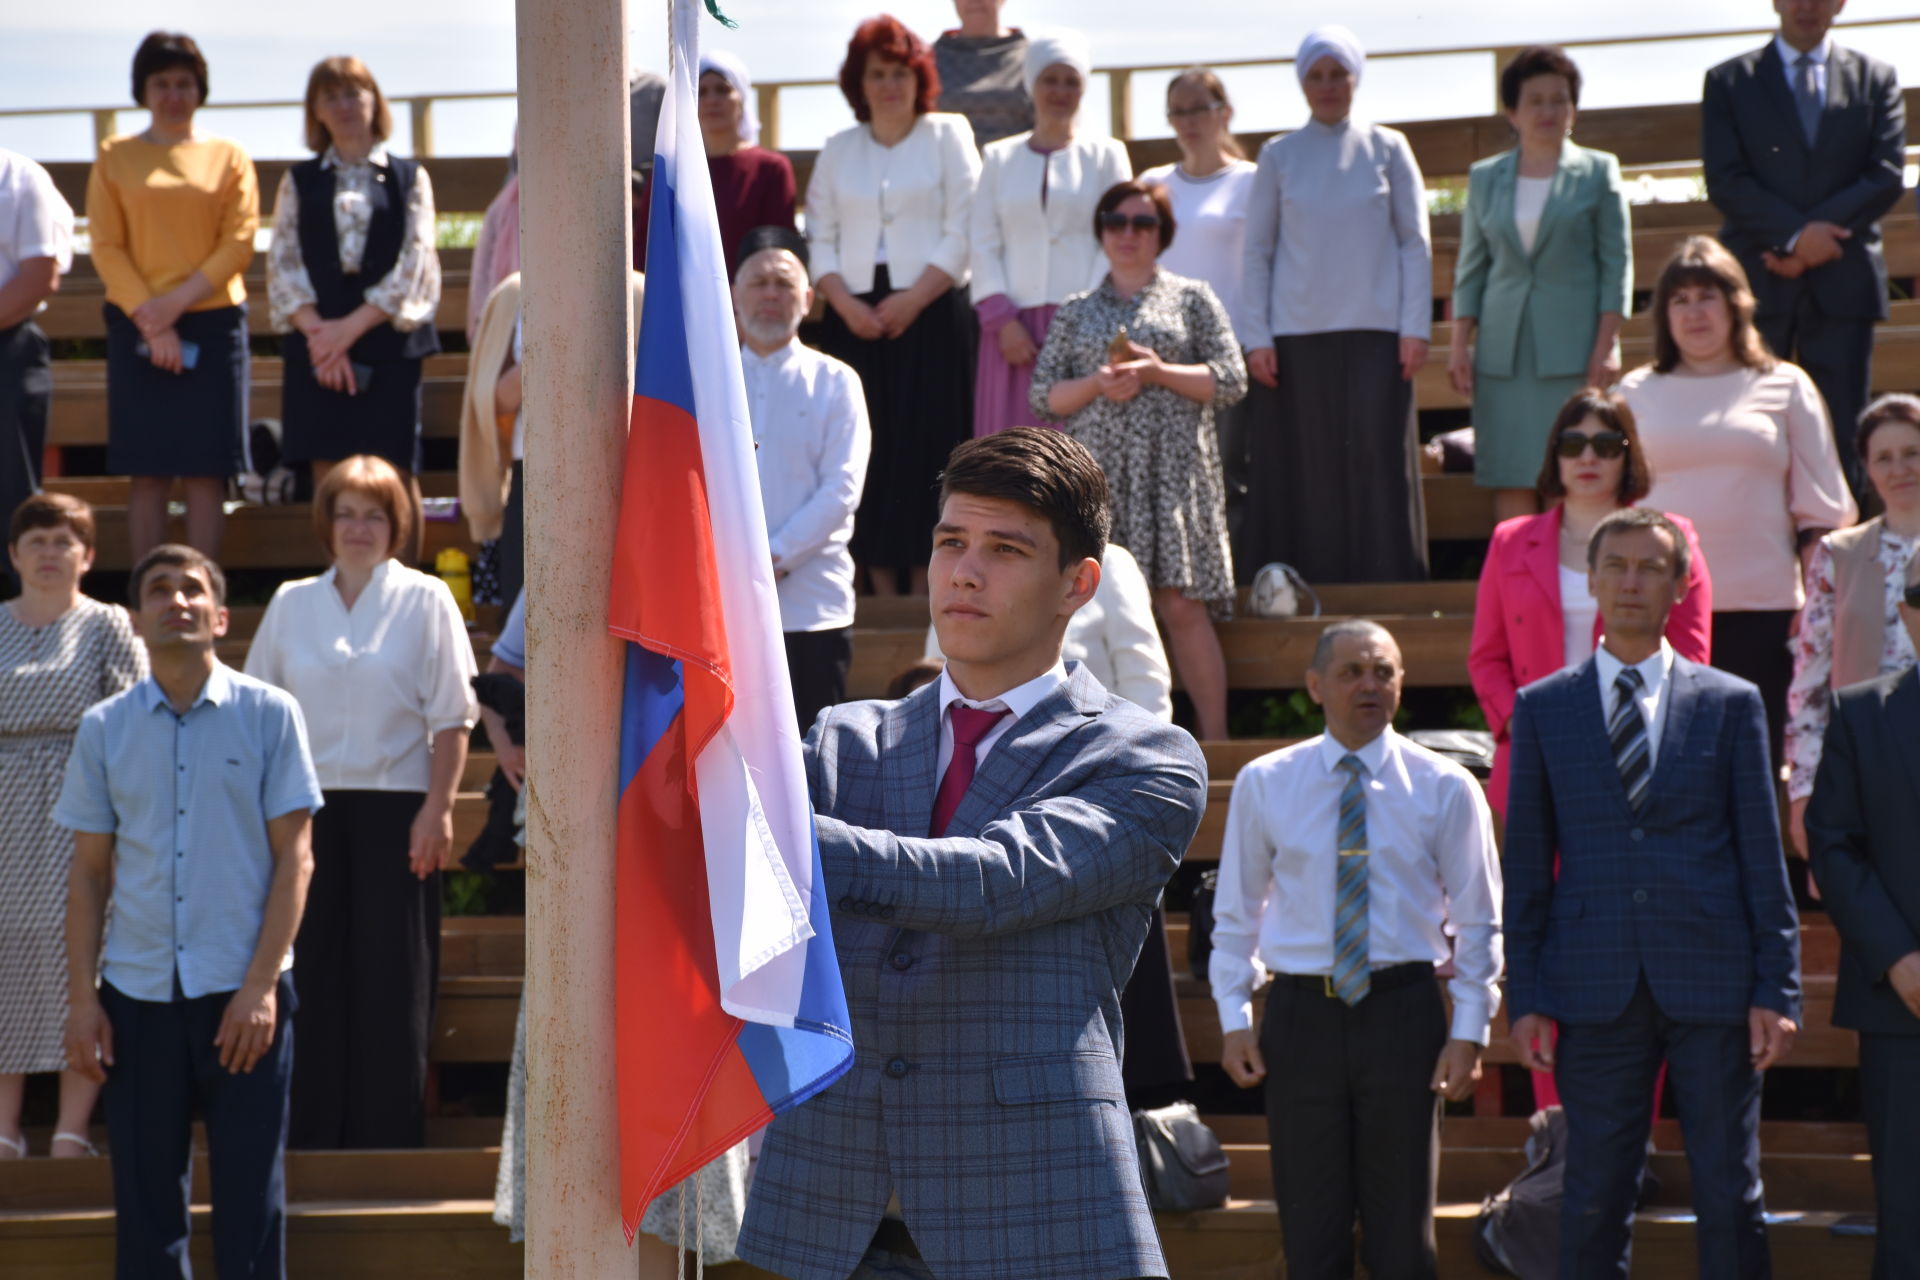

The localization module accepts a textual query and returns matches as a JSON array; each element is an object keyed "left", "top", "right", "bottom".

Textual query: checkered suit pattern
[
  {"left": 1503, "top": 656, "right": 1800, "bottom": 1028},
  {"left": 737, "top": 664, "right": 1208, "bottom": 1280}
]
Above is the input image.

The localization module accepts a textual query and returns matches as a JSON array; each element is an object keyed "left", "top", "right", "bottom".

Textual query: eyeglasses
[
  {"left": 1555, "top": 429, "right": 1628, "bottom": 460},
  {"left": 1099, "top": 212, "right": 1162, "bottom": 234},
  {"left": 1166, "top": 103, "right": 1223, "bottom": 122}
]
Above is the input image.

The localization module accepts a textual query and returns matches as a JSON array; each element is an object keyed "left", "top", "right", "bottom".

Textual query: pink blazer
[{"left": 1469, "top": 504, "right": 1714, "bottom": 814}]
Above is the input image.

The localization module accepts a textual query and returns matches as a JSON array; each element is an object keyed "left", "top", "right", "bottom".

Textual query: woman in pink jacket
[{"left": 1470, "top": 386, "right": 1713, "bottom": 816}]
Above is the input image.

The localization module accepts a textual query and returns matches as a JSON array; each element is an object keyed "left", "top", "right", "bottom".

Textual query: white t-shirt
[
  {"left": 1139, "top": 159, "right": 1257, "bottom": 328},
  {"left": 1559, "top": 563, "right": 1597, "bottom": 669},
  {"left": 1514, "top": 175, "right": 1553, "bottom": 256},
  {"left": 0, "top": 147, "right": 75, "bottom": 307}
]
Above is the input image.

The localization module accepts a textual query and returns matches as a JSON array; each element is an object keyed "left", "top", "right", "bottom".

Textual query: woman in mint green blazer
[{"left": 1449, "top": 46, "right": 1632, "bottom": 522}]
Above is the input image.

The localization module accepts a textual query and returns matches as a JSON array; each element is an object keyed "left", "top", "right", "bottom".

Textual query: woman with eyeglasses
[
  {"left": 1237, "top": 25, "right": 1432, "bottom": 583},
  {"left": 969, "top": 28, "right": 1129, "bottom": 439},
  {"left": 1138, "top": 68, "right": 1261, "bottom": 568},
  {"left": 1469, "top": 387, "right": 1712, "bottom": 818},
  {"left": 1031, "top": 178, "right": 1247, "bottom": 740},
  {"left": 1620, "top": 237, "right": 1856, "bottom": 770},
  {"left": 1784, "top": 394, "right": 1920, "bottom": 857}
]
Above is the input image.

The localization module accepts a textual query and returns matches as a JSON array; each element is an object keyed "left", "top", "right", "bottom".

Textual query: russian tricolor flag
[{"left": 607, "top": 0, "right": 853, "bottom": 1238}]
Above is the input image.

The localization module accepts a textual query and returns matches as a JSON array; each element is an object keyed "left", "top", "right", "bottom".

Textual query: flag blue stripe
[
  {"left": 635, "top": 165, "right": 697, "bottom": 420},
  {"left": 620, "top": 644, "right": 685, "bottom": 795}
]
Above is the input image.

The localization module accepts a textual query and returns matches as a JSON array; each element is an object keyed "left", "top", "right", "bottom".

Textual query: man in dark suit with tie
[
  {"left": 1806, "top": 545, "right": 1920, "bottom": 1280},
  {"left": 1505, "top": 507, "right": 1802, "bottom": 1279},
  {"left": 1702, "top": 0, "right": 1906, "bottom": 489},
  {"left": 737, "top": 428, "right": 1208, "bottom": 1280}
]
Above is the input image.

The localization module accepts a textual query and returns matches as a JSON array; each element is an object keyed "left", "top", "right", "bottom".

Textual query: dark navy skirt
[
  {"left": 278, "top": 330, "right": 424, "bottom": 474},
  {"left": 104, "top": 303, "right": 248, "bottom": 478}
]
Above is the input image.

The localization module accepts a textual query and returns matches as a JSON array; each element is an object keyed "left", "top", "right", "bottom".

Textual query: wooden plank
[
  {"left": 429, "top": 976, "right": 520, "bottom": 1064},
  {"left": 84, "top": 503, "right": 478, "bottom": 573},
  {"left": 39, "top": 277, "right": 473, "bottom": 343},
  {"left": 45, "top": 156, "right": 510, "bottom": 215}
]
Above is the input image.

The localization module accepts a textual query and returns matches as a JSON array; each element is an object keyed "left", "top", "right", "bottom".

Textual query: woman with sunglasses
[
  {"left": 1785, "top": 394, "right": 1920, "bottom": 858},
  {"left": 1620, "top": 237, "right": 1856, "bottom": 770},
  {"left": 1469, "top": 387, "right": 1712, "bottom": 818},
  {"left": 1031, "top": 179, "right": 1246, "bottom": 740}
]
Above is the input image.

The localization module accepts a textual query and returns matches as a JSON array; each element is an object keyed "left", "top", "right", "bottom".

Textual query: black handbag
[{"left": 1131, "top": 1101, "right": 1230, "bottom": 1212}]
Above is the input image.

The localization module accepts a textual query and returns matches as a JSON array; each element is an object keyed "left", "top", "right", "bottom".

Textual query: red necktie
[{"left": 930, "top": 705, "right": 1009, "bottom": 837}]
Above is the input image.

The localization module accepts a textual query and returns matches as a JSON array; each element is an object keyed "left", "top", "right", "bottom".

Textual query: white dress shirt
[
  {"left": 933, "top": 660, "right": 1069, "bottom": 779},
  {"left": 0, "top": 147, "right": 75, "bottom": 306},
  {"left": 1593, "top": 637, "right": 1676, "bottom": 767},
  {"left": 805, "top": 113, "right": 981, "bottom": 295},
  {"left": 924, "top": 544, "right": 1171, "bottom": 720},
  {"left": 743, "top": 338, "right": 872, "bottom": 632},
  {"left": 1210, "top": 728, "right": 1504, "bottom": 1044},
  {"left": 1775, "top": 33, "right": 1832, "bottom": 105},
  {"left": 244, "top": 559, "right": 479, "bottom": 792}
]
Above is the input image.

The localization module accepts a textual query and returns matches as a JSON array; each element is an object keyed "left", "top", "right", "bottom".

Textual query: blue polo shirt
[{"left": 54, "top": 662, "right": 324, "bottom": 1002}]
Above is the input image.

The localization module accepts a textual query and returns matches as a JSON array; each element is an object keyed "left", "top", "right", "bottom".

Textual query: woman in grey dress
[
  {"left": 1032, "top": 178, "right": 1247, "bottom": 740},
  {"left": 0, "top": 494, "right": 145, "bottom": 1159}
]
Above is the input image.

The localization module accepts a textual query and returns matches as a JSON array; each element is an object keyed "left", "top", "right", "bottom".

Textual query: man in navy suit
[
  {"left": 1505, "top": 507, "right": 1801, "bottom": 1279},
  {"left": 737, "top": 428, "right": 1208, "bottom": 1280},
  {"left": 1702, "top": 0, "right": 1906, "bottom": 489}
]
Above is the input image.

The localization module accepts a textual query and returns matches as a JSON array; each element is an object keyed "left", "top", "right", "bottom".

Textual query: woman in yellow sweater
[{"left": 85, "top": 31, "right": 258, "bottom": 560}]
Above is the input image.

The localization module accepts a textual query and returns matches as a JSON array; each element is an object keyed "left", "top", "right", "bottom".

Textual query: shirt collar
[
  {"left": 936, "top": 661, "right": 1070, "bottom": 724},
  {"left": 321, "top": 143, "right": 393, "bottom": 171},
  {"left": 319, "top": 558, "right": 397, "bottom": 591},
  {"left": 740, "top": 339, "right": 800, "bottom": 371},
  {"left": 1594, "top": 636, "right": 1674, "bottom": 691},
  {"left": 139, "top": 660, "right": 235, "bottom": 714},
  {"left": 1775, "top": 33, "right": 1833, "bottom": 68},
  {"left": 1316, "top": 726, "right": 1392, "bottom": 776}
]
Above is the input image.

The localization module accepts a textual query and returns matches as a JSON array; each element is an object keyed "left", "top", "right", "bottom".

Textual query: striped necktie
[
  {"left": 1609, "top": 667, "right": 1651, "bottom": 814},
  {"left": 1331, "top": 754, "right": 1370, "bottom": 1006}
]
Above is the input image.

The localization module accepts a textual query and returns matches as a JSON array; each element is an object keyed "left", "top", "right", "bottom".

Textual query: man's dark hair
[
  {"left": 130, "top": 543, "right": 227, "bottom": 609},
  {"left": 937, "top": 428, "right": 1110, "bottom": 569},
  {"left": 132, "top": 31, "right": 209, "bottom": 106},
  {"left": 1310, "top": 619, "right": 1395, "bottom": 673},
  {"left": 1586, "top": 507, "right": 1690, "bottom": 582}
]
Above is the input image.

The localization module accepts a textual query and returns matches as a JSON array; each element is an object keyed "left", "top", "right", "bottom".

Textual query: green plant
[
  {"left": 437, "top": 212, "right": 483, "bottom": 250},
  {"left": 443, "top": 869, "right": 493, "bottom": 916}
]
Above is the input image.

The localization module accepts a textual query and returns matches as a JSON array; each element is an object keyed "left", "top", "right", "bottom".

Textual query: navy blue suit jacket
[{"left": 1504, "top": 654, "right": 1800, "bottom": 1028}]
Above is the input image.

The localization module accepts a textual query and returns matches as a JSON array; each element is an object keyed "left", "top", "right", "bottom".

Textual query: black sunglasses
[
  {"left": 1556, "top": 429, "right": 1628, "bottom": 460},
  {"left": 1099, "top": 212, "right": 1162, "bottom": 234},
  {"left": 1906, "top": 582, "right": 1920, "bottom": 609}
]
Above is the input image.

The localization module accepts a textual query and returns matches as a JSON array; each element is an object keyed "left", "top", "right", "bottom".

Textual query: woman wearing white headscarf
[
  {"left": 1238, "top": 25, "right": 1434, "bottom": 582},
  {"left": 633, "top": 48, "right": 795, "bottom": 271},
  {"left": 969, "top": 27, "right": 1130, "bottom": 437}
]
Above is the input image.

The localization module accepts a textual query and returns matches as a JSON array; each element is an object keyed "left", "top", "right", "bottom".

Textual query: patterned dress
[
  {"left": 1031, "top": 268, "right": 1247, "bottom": 617},
  {"left": 0, "top": 597, "right": 145, "bottom": 1073}
]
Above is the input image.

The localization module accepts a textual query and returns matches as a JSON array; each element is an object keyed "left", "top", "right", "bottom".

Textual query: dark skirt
[
  {"left": 279, "top": 331, "right": 425, "bottom": 473},
  {"left": 104, "top": 303, "right": 248, "bottom": 478},
  {"left": 817, "top": 265, "right": 975, "bottom": 571},
  {"left": 1242, "top": 330, "right": 1428, "bottom": 584}
]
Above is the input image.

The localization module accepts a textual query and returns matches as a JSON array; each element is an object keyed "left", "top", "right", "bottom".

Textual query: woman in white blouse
[
  {"left": 245, "top": 454, "right": 477, "bottom": 1150},
  {"left": 267, "top": 57, "right": 441, "bottom": 556},
  {"left": 808, "top": 15, "right": 982, "bottom": 595},
  {"left": 1139, "top": 68, "right": 1259, "bottom": 563},
  {"left": 969, "top": 28, "right": 1130, "bottom": 440}
]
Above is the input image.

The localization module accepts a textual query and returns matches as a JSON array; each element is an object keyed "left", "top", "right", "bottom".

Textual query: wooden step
[
  {"left": 0, "top": 1146, "right": 500, "bottom": 1213},
  {"left": 45, "top": 470, "right": 463, "bottom": 506},
  {"left": 854, "top": 582, "right": 1477, "bottom": 630},
  {"left": 81, "top": 502, "right": 478, "bottom": 573}
]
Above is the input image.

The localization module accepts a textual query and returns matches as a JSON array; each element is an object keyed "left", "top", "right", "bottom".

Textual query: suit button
[
  {"left": 891, "top": 952, "right": 914, "bottom": 971},
  {"left": 1630, "top": 829, "right": 1645, "bottom": 842},
  {"left": 881, "top": 905, "right": 896, "bottom": 920},
  {"left": 1633, "top": 889, "right": 1648, "bottom": 904},
  {"left": 885, "top": 1057, "right": 910, "bottom": 1079},
  {"left": 838, "top": 896, "right": 854, "bottom": 912}
]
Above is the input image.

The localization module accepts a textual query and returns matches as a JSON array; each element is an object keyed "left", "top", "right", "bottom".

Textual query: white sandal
[
  {"left": 0, "top": 1133, "right": 24, "bottom": 1159},
  {"left": 49, "top": 1131, "right": 98, "bottom": 1158}
]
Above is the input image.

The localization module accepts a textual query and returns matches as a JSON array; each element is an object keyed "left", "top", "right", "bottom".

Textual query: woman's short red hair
[{"left": 838, "top": 16, "right": 940, "bottom": 123}]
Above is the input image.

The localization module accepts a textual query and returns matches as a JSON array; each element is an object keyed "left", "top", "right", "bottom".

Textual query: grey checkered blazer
[{"left": 736, "top": 663, "right": 1207, "bottom": 1280}]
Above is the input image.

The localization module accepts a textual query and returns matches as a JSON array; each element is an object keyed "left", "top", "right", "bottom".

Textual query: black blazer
[
  {"left": 1701, "top": 41, "right": 1906, "bottom": 321},
  {"left": 1806, "top": 666, "right": 1920, "bottom": 1036}
]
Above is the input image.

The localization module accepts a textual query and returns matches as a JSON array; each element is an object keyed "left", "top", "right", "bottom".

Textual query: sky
[{"left": 5, "top": 1, "right": 1920, "bottom": 166}]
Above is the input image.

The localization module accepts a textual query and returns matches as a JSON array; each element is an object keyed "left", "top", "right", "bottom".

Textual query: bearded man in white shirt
[
  {"left": 1211, "top": 619, "right": 1503, "bottom": 1280},
  {"left": 733, "top": 226, "right": 872, "bottom": 730}
]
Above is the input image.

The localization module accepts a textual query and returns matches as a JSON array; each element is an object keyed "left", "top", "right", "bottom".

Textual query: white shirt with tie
[
  {"left": 1775, "top": 32, "right": 1832, "bottom": 104},
  {"left": 1593, "top": 638, "right": 1676, "bottom": 767},
  {"left": 1210, "top": 728, "right": 1504, "bottom": 1045},
  {"left": 933, "top": 661, "right": 1068, "bottom": 778}
]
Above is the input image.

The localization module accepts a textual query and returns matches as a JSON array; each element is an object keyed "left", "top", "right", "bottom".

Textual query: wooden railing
[{"left": 4, "top": 15, "right": 1914, "bottom": 158}]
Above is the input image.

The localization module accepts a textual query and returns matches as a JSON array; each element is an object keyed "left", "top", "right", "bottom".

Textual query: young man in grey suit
[
  {"left": 1806, "top": 545, "right": 1920, "bottom": 1280},
  {"left": 736, "top": 427, "right": 1209, "bottom": 1280},
  {"left": 1506, "top": 508, "right": 1802, "bottom": 1279},
  {"left": 1702, "top": 0, "right": 1906, "bottom": 490}
]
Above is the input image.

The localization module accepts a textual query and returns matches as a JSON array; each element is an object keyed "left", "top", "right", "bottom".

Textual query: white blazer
[
  {"left": 970, "top": 132, "right": 1132, "bottom": 308},
  {"left": 805, "top": 112, "right": 980, "bottom": 294}
]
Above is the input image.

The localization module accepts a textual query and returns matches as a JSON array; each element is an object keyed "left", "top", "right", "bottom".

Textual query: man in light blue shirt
[{"left": 56, "top": 545, "right": 321, "bottom": 1280}]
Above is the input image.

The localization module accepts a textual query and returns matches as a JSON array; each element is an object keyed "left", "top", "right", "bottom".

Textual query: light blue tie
[
  {"left": 1793, "top": 53, "right": 1822, "bottom": 145},
  {"left": 1331, "top": 754, "right": 1370, "bottom": 1006}
]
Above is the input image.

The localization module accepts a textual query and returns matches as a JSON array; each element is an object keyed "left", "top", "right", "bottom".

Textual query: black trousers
[
  {"left": 783, "top": 627, "right": 852, "bottom": 733},
  {"left": 1861, "top": 1035, "right": 1920, "bottom": 1280},
  {"left": 1260, "top": 966, "right": 1447, "bottom": 1280},
  {"left": 1556, "top": 979, "right": 1768, "bottom": 1279},
  {"left": 289, "top": 790, "right": 438, "bottom": 1149},
  {"left": 0, "top": 320, "right": 51, "bottom": 595},
  {"left": 1710, "top": 610, "right": 1795, "bottom": 773},
  {"left": 499, "top": 460, "right": 525, "bottom": 609},
  {"left": 1757, "top": 300, "right": 1874, "bottom": 496},
  {"left": 101, "top": 973, "right": 295, "bottom": 1279}
]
